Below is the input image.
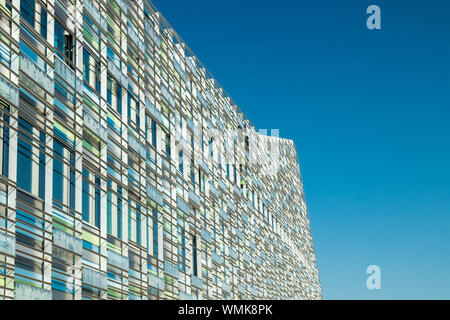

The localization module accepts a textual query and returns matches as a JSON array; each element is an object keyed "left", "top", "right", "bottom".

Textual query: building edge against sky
[{"left": 0, "top": 0, "right": 321, "bottom": 299}]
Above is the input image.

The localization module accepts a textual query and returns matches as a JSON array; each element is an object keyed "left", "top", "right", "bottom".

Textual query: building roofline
[{"left": 144, "top": 0, "right": 258, "bottom": 132}]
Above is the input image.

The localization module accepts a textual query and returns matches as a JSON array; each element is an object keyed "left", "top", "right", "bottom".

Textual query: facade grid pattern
[{"left": 0, "top": 0, "right": 321, "bottom": 300}]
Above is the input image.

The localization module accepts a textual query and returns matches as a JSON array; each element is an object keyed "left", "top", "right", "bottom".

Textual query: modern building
[{"left": 0, "top": 0, "right": 321, "bottom": 299}]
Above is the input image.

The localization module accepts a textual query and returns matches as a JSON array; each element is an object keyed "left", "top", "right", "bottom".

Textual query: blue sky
[{"left": 151, "top": 0, "right": 450, "bottom": 299}]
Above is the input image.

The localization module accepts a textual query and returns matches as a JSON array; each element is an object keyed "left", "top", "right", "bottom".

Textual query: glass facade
[{"left": 0, "top": 0, "right": 321, "bottom": 300}]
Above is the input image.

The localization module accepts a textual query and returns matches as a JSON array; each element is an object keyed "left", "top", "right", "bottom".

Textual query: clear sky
[{"left": 151, "top": 0, "right": 450, "bottom": 299}]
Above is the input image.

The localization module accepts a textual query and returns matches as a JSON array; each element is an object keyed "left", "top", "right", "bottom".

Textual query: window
[
  {"left": 64, "top": 32, "right": 74, "bottom": 63},
  {"left": 127, "top": 45, "right": 140, "bottom": 80},
  {"left": 192, "top": 236, "right": 198, "bottom": 276},
  {"left": 128, "top": 199, "right": 142, "bottom": 245},
  {"left": 15, "top": 246, "right": 44, "bottom": 288},
  {"left": 127, "top": 150, "right": 141, "bottom": 187},
  {"left": 40, "top": 7, "right": 47, "bottom": 39},
  {"left": 165, "top": 133, "right": 171, "bottom": 158},
  {"left": 17, "top": 117, "right": 45, "bottom": 199},
  {"left": 107, "top": 119, "right": 122, "bottom": 146},
  {"left": 20, "top": 0, "right": 35, "bottom": 26},
  {"left": 0, "top": 101, "right": 10, "bottom": 177},
  {"left": 199, "top": 170, "right": 205, "bottom": 193},
  {"left": 53, "top": 139, "right": 75, "bottom": 211},
  {"left": 151, "top": 119, "right": 157, "bottom": 147},
  {"left": 152, "top": 209, "right": 158, "bottom": 259},
  {"left": 127, "top": 91, "right": 139, "bottom": 128},
  {"left": 107, "top": 75, "right": 122, "bottom": 114},
  {"left": 178, "top": 149, "right": 183, "bottom": 174},
  {"left": 145, "top": 115, "right": 149, "bottom": 140},
  {"left": 222, "top": 223, "right": 226, "bottom": 254},
  {"left": 200, "top": 134, "right": 204, "bottom": 152},
  {"left": 178, "top": 228, "right": 186, "bottom": 272},
  {"left": 55, "top": 19, "right": 74, "bottom": 68},
  {"left": 83, "top": 48, "right": 100, "bottom": 93},
  {"left": 107, "top": 179, "right": 122, "bottom": 239},
  {"left": 83, "top": 13, "right": 100, "bottom": 51},
  {"left": 82, "top": 127, "right": 101, "bottom": 157},
  {"left": 0, "top": 38, "right": 11, "bottom": 69},
  {"left": 82, "top": 167, "right": 101, "bottom": 228},
  {"left": 190, "top": 158, "right": 195, "bottom": 190},
  {"left": 209, "top": 138, "right": 213, "bottom": 158}
]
